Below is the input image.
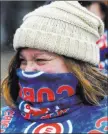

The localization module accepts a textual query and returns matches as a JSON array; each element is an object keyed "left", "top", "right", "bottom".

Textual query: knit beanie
[{"left": 13, "top": 1, "right": 104, "bottom": 65}]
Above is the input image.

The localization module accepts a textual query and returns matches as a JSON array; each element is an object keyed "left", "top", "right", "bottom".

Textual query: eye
[
  {"left": 36, "top": 59, "right": 46, "bottom": 62},
  {"left": 35, "top": 59, "right": 48, "bottom": 65},
  {"left": 20, "top": 59, "right": 27, "bottom": 65}
]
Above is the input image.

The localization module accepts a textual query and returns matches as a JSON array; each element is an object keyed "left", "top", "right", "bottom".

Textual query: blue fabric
[
  {"left": 16, "top": 68, "right": 79, "bottom": 121},
  {"left": 1, "top": 69, "right": 108, "bottom": 133},
  {"left": 100, "top": 48, "right": 108, "bottom": 61}
]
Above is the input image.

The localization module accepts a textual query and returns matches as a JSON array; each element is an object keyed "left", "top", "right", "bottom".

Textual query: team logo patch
[
  {"left": 32, "top": 123, "right": 63, "bottom": 133},
  {"left": 24, "top": 120, "right": 73, "bottom": 133}
]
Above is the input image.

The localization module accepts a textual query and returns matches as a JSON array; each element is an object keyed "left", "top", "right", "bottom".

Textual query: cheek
[
  {"left": 20, "top": 64, "right": 24, "bottom": 70},
  {"left": 39, "top": 63, "right": 69, "bottom": 73},
  {"left": 39, "top": 66, "right": 56, "bottom": 73}
]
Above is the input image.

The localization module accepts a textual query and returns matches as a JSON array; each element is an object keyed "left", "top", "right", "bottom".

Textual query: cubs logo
[
  {"left": 0, "top": 109, "right": 15, "bottom": 133},
  {"left": 32, "top": 123, "right": 63, "bottom": 133},
  {"left": 19, "top": 85, "right": 75, "bottom": 103},
  {"left": 88, "top": 116, "right": 108, "bottom": 134},
  {"left": 24, "top": 120, "right": 73, "bottom": 133}
]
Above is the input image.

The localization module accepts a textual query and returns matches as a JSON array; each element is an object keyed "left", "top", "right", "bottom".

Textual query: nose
[{"left": 25, "top": 61, "right": 37, "bottom": 72}]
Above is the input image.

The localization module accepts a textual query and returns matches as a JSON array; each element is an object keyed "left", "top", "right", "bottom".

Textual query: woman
[{"left": 1, "top": 1, "right": 108, "bottom": 133}]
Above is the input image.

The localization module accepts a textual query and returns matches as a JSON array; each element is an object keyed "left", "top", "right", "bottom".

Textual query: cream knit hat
[{"left": 13, "top": 1, "right": 104, "bottom": 65}]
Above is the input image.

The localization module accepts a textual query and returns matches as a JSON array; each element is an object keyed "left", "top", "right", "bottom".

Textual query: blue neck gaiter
[{"left": 16, "top": 68, "right": 82, "bottom": 122}]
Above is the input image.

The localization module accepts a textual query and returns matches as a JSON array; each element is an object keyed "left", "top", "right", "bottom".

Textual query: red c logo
[{"left": 33, "top": 123, "right": 63, "bottom": 133}]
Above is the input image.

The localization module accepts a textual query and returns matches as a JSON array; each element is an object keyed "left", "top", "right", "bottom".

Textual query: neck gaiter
[{"left": 16, "top": 68, "right": 82, "bottom": 122}]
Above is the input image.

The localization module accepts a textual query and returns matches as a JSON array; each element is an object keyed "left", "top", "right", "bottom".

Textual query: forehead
[
  {"left": 19, "top": 48, "right": 57, "bottom": 57},
  {"left": 20, "top": 48, "right": 44, "bottom": 55}
]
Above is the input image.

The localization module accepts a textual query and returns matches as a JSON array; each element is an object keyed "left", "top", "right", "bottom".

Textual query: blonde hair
[{"left": 64, "top": 57, "right": 107, "bottom": 105}]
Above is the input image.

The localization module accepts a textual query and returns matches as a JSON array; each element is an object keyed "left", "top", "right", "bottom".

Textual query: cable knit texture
[{"left": 13, "top": 1, "right": 104, "bottom": 65}]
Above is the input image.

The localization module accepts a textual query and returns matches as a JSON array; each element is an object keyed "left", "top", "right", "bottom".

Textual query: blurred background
[{"left": 1, "top": 1, "right": 108, "bottom": 106}]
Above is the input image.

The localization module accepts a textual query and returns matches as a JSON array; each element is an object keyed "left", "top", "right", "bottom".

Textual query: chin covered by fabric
[
  {"left": 1, "top": 69, "right": 108, "bottom": 133},
  {"left": 16, "top": 68, "right": 82, "bottom": 121}
]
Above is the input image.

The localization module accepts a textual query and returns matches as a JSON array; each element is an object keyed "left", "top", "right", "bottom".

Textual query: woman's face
[{"left": 19, "top": 48, "right": 69, "bottom": 73}]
